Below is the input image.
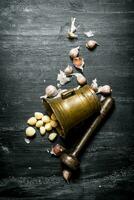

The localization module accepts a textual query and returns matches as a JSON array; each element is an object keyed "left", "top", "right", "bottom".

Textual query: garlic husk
[
  {"left": 91, "top": 78, "right": 98, "bottom": 92},
  {"left": 84, "top": 31, "right": 94, "bottom": 37},
  {"left": 67, "top": 32, "right": 78, "bottom": 39},
  {"left": 98, "top": 85, "right": 112, "bottom": 95},
  {"left": 86, "top": 40, "right": 98, "bottom": 50},
  {"left": 57, "top": 70, "right": 70, "bottom": 85},
  {"left": 69, "top": 46, "right": 79, "bottom": 59},
  {"left": 64, "top": 65, "right": 73, "bottom": 76},
  {"left": 70, "top": 17, "right": 77, "bottom": 33},
  {"left": 77, "top": 74, "right": 87, "bottom": 85},
  {"left": 73, "top": 57, "right": 85, "bottom": 71},
  {"left": 45, "top": 85, "right": 58, "bottom": 98}
]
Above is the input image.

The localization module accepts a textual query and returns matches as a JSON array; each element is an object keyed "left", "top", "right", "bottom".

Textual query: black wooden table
[{"left": 0, "top": 0, "right": 134, "bottom": 199}]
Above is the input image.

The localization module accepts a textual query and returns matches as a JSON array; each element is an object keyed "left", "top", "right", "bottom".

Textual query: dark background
[{"left": 0, "top": 0, "right": 134, "bottom": 199}]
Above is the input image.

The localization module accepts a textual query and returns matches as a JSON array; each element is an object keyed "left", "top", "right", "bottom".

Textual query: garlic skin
[
  {"left": 91, "top": 78, "right": 98, "bottom": 92},
  {"left": 64, "top": 65, "right": 73, "bottom": 76},
  {"left": 98, "top": 85, "right": 112, "bottom": 95},
  {"left": 73, "top": 57, "right": 85, "bottom": 71},
  {"left": 86, "top": 40, "right": 98, "bottom": 50},
  {"left": 70, "top": 17, "right": 77, "bottom": 33},
  {"left": 67, "top": 32, "right": 78, "bottom": 39},
  {"left": 69, "top": 46, "right": 79, "bottom": 59},
  {"left": 45, "top": 85, "right": 58, "bottom": 98},
  {"left": 57, "top": 70, "right": 70, "bottom": 85},
  {"left": 76, "top": 74, "right": 87, "bottom": 86}
]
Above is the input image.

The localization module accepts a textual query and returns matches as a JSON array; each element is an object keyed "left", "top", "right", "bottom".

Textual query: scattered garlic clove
[
  {"left": 25, "top": 127, "right": 36, "bottom": 137},
  {"left": 67, "top": 32, "right": 78, "bottom": 39},
  {"left": 64, "top": 65, "right": 73, "bottom": 76},
  {"left": 51, "top": 113, "right": 57, "bottom": 121},
  {"left": 42, "top": 115, "right": 51, "bottom": 123},
  {"left": 73, "top": 57, "right": 85, "bottom": 71},
  {"left": 98, "top": 85, "right": 112, "bottom": 95},
  {"left": 40, "top": 126, "right": 46, "bottom": 135},
  {"left": 69, "top": 46, "right": 79, "bottom": 59},
  {"left": 36, "top": 120, "right": 44, "bottom": 128},
  {"left": 45, "top": 85, "right": 58, "bottom": 98},
  {"left": 27, "top": 117, "right": 37, "bottom": 126},
  {"left": 34, "top": 112, "right": 44, "bottom": 120},
  {"left": 50, "top": 144, "right": 65, "bottom": 156},
  {"left": 63, "top": 169, "right": 72, "bottom": 182},
  {"left": 76, "top": 74, "right": 87, "bottom": 85},
  {"left": 50, "top": 120, "right": 58, "bottom": 128},
  {"left": 48, "top": 132, "right": 57, "bottom": 141},
  {"left": 44, "top": 123, "right": 52, "bottom": 131},
  {"left": 86, "top": 40, "right": 98, "bottom": 50}
]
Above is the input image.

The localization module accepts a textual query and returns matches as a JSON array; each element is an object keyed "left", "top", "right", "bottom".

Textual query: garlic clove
[
  {"left": 50, "top": 120, "right": 58, "bottom": 128},
  {"left": 76, "top": 74, "right": 87, "bottom": 86},
  {"left": 36, "top": 120, "right": 44, "bottom": 128},
  {"left": 69, "top": 46, "right": 79, "bottom": 59},
  {"left": 48, "top": 132, "right": 57, "bottom": 141},
  {"left": 27, "top": 117, "right": 37, "bottom": 126},
  {"left": 42, "top": 115, "right": 51, "bottom": 123},
  {"left": 98, "top": 85, "right": 112, "bottom": 95},
  {"left": 50, "top": 144, "right": 65, "bottom": 157},
  {"left": 25, "top": 127, "right": 36, "bottom": 137},
  {"left": 73, "top": 57, "right": 85, "bottom": 71},
  {"left": 63, "top": 169, "right": 72, "bottom": 182},
  {"left": 40, "top": 126, "right": 46, "bottom": 135},
  {"left": 45, "top": 85, "right": 58, "bottom": 98},
  {"left": 34, "top": 112, "right": 44, "bottom": 120},
  {"left": 86, "top": 40, "right": 98, "bottom": 50},
  {"left": 44, "top": 123, "right": 52, "bottom": 131},
  {"left": 64, "top": 65, "right": 73, "bottom": 76},
  {"left": 51, "top": 113, "right": 57, "bottom": 121}
]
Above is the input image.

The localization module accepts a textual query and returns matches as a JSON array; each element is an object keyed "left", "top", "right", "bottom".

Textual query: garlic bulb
[
  {"left": 69, "top": 46, "right": 79, "bottom": 59},
  {"left": 64, "top": 65, "right": 73, "bottom": 76},
  {"left": 73, "top": 57, "right": 85, "bottom": 71},
  {"left": 45, "top": 85, "right": 58, "bottom": 98},
  {"left": 76, "top": 74, "right": 87, "bottom": 85},
  {"left": 86, "top": 40, "right": 98, "bottom": 50},
  {"left": 98, "top": 85, "right": 112, "bottom": 95}
]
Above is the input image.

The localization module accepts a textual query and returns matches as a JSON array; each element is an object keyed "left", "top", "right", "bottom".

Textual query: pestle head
[{"left": 60, "top": 153, "right": 80, "bottom": 170}]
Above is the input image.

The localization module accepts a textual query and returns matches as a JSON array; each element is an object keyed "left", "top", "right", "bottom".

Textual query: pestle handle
[{"left": 72, "top": 97, "right": 114, "bottom": 157}]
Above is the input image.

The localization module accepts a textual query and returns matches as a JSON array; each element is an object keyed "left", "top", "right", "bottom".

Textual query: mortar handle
[{"left": 61, "top": 89, "right": 75, "bottom": 99}]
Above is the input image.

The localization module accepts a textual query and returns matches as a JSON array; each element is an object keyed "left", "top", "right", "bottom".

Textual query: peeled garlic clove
[
  {"left": 45, "top": 85, "right": 58, "bottom": 98},
  {"left": 34, "top": 112, "right": 44, "bottom": 120},
  {"left": 48, "top": 132, "right": 57, "bottom": 141},
  {"left": 50, "top": 144, "right": 65, "bottom": 156},
  {"left": 36, "top": 120, "right": 44, "bottom": 128},
  {"left": 69, "top": 46, "right": 79, "bottom": 59},
  {"left": 27, "top": 117, "right": 37, "bottom": 126},
  {"left": 40, "top": 126, "right": 46, "bottom": 135},
  {"left": 67, "top": 32, "right": 78, "bottom": 39},
  {"left": 64, "top": 65, "right": 73, "bottom": 76},
  {"left": 25, "top": 127, "right": 36, "bottom": 137},
  {"left": 73, "top": 57, "right": 85, "bottom": 71},
  {"left": 50, "top": 120, "right": 58, "bottom": 128},
  {"left": 51, "top": 113, "right": 57, "bottom": 121},
  {"left": 77, "top": 74, "right": 87, "bottom": 86},
  {"left": 42, "top": 115, "right": 51, "bottom": 123},
  {"left": 44, "top": 123, "right": 52, "bottom": 131},
  {"left": 98, "top": 85, "right": 112, "bottom": 95},
  {"left": 86, "top": 40, "right": 98, "bottom": 50}
]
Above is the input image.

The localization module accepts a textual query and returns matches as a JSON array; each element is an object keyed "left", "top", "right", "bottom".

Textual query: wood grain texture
[{"left": 0, "top": 0, "right": 134, "bottom": 199}]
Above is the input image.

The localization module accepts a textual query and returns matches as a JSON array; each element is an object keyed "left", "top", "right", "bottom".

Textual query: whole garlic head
[
  {"left": 45, "top": 85, "right": 58, "bottom": 98},
  {"left": 69, "top": 46, "right": 79, "bottom": 59}
]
